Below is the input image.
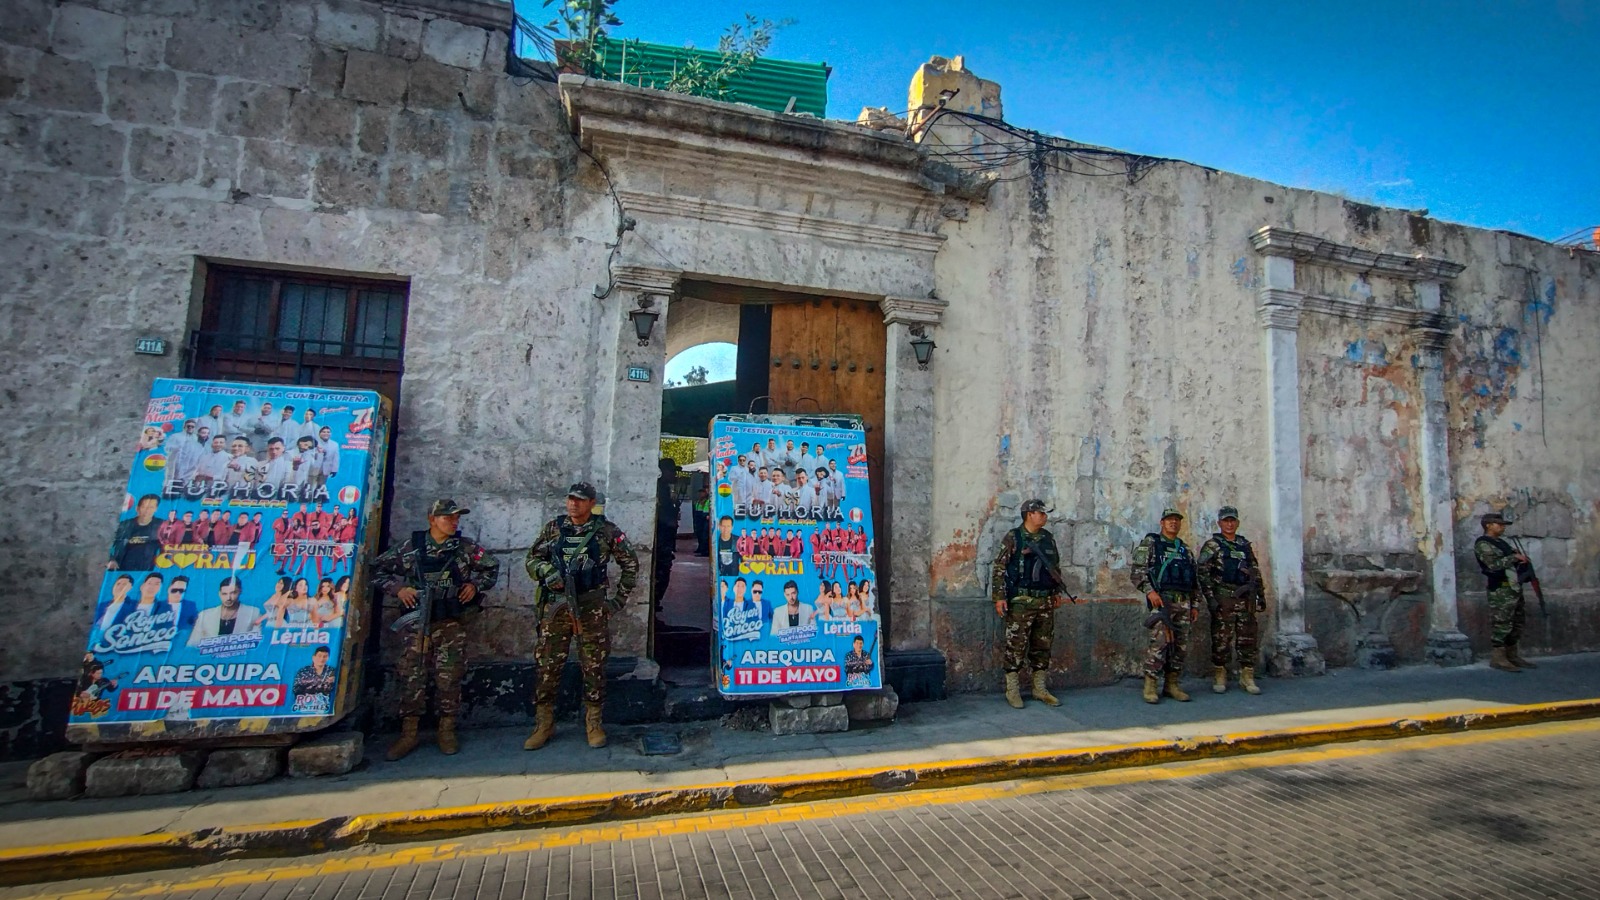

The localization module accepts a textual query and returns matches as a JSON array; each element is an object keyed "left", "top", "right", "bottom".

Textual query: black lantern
[
  {"left": 628, "top": 299, "right": 659, "bottom": 346},
  {"left": 909, "top": 325, "right": 936, "bottom": 369}
]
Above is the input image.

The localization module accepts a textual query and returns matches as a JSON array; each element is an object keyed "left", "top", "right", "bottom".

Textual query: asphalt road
[{"left": 15, "top": 718, "right": 1600, "bottom": 900}]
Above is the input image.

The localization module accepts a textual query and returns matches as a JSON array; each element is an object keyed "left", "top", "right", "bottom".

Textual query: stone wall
[
  {"left": 924, "top": 127, "right": 1600, "bottom": 688},
  {"left": 0, "top": 0, "right": 633, "bottom": 742}
]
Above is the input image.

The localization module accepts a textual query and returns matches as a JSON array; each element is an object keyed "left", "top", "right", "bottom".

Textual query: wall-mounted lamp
[
  {"left": 908, "top": 324, "right": 936, "bottom": 370},
  {"left": 628, "top": 296, "right": 659, "bottom": 346}
]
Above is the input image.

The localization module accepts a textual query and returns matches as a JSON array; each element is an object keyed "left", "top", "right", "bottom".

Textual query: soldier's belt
[{"left": 1015, "top": 588, "right": 1055, "bottom": 598}]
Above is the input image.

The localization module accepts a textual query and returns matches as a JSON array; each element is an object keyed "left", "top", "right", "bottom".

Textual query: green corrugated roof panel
[{"left": 591, "top": 37, "right": 829, "bottom": 117}]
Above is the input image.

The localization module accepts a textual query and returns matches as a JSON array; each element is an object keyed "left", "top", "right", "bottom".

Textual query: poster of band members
[
  {"left": 709, "top": 416, "right": 882, "bottom": 696},
  {"left": 67, "top": 378, "right": 390, "bottom": 743}
]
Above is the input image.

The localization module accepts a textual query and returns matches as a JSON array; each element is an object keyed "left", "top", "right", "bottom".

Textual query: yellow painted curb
[{"left": 5, "top": 697, "right": 1599, "bottom": 887}]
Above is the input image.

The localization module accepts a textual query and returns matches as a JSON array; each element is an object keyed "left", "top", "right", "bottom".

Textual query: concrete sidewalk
[{"left": 3, "top": 653, "right": 1599, "bottom": 885}]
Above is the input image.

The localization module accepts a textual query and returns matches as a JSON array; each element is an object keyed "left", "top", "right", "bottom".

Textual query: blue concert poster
[
  {"left": 709, "top": 417, "right": 883, "bottom": 697},
  {"left": 67, "top": 378, "right": 389, "bottom": 742}
]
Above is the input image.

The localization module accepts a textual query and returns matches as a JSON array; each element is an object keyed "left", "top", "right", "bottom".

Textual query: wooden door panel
[{"left": 768, "top": 298, "right": 885, "bottom": 533}]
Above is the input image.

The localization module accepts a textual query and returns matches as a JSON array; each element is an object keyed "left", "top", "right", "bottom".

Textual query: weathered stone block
[
  {"left": 53, "top": 4, "right": 129, "bottom": 63},
  {"left": 315, "top": 4, "right": 381, "bottom": 52},
  {"left": 28, "top": 53, "right": 104, "bottom": 114},
  {"left": 196, "top": 747, "right": 284, "bottom": 788},
  {"left": 393, "top": 110, "right": 449, "bottom": 157},
  {"left": 406, "top": 58, "right": 465, "bottom": 111},
  {"left": 310, "top": 44, "right": 346, "bottom": 93},
  {"left": 107, "top": 66, "right": 180, "bottom": 125},
  {"left": 779, "top": 694, "right": 812, "bottom": 709},
  {"left": 769, "top": 702, "right": 848, "bottom": 736},
  {"left": 1072, "top": 522, "right": 1110, "bottom": 568},
  {"left": 164, "top": 19, "right": 310, "bottom": 86},
  {"left": 460, "top": 71, "right": 495, "bottom": 119},
  {"left": 421, "top": 18, "right": 486, "bottom": 70},
  {"left": 314, "top": 153, "right": 379, "bottom": 207},
  {"left": 287, "top": 732, "right": 363, "bottom": 777},
  {"left": 813, "top": 691, "right": 844, "bottom": 707},
  {"left": 198, "top": 134, "right": 240, "bottom": 187},
  {"left": 84, "top": 750, "right": 206, "bottom": 797},
  {"left": 383, "top": 12, "right": 424, "bottom": 60},
  {"left": 0, "top": 0, "right": 53, "bottom": 50},
  {"left": 27, "top": 751, "right": 98, "bottom": 800},
  {"left": 125, "top": 16, "right": 172, "bottom": 69},
  {"left": 844, "top": 686, "right": 899, "bottom": 722},
  {"left": 342, "top": 50, "right": 408, "bottom": 106},
  {"left": 130, "top": 127, "right": 200, "bottom": 183},
  {"left": 215, "top": 82, "right": 291, "bottom": 138},
  {"left": 387, "top": 162, "right": 449, "bottom": 214},
  {"left": 42, "top": 117, "right": 126, "bottom": 177},
  {"left": 355, "top": 108, "right": 390, "bottom": 154},
  {"left": 483, "top": 29, "right": 508, "bottom": 71},
  {"left": 196, "top": 0, "right": 278, "bottom": 30},
  {"left": 179, "top": 75, "right": 217, "bottom": 128},
  {"left": 0, "top": 169, "right": 82, "bottom": 231},
  {"left": 288, "top": 92, "right": 357, "bottom": 149},
  {"left": 238, "top": 138, "right": 310, "bottom": 197}
]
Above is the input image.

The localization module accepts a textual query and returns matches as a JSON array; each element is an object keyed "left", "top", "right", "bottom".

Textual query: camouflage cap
[
  {"left": 1218, "top": 505, "right": 1240, "bottom": 521},
  {"left": 428, "top": 499, "right": 470, "bottom": 517},
  {"left": 566, "top": 482, "right": 598, "bottom": 501},
  {"left": 1020, "top": 499, "right": 1052, "bottom": 516},
  {"left": 1481, "top": 512, "right": 1510, "bottom": 526},
  {"left": 1161, "top": 507, "right": 1184, "bottom": 520}
]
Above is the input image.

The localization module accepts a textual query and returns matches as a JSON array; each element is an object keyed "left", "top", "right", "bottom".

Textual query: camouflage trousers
[
  {"left": 1002, "top": 597, "right": 1055, "bottom": 673},
  {"left": 534, "top": 596, "right": 610, "bottom": 706},
  {"left": 1144, "top": 591, "right": 1194, "bottom": 678},
  {"left": 395, "top": 617, "right": 467, "bottom": 718},
  {"left": 1209, "top": 600, "right": 1260, "bottom": 668},
  {"left": 1488, "top": 585, "right": 1526, "bottom": 647}
]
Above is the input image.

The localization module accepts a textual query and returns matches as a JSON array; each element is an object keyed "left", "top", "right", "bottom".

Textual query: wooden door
[{"left": 767, "top": 297, "right": 886, "bottom": 532}]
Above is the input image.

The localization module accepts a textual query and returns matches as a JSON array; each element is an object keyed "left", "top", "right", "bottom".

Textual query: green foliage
[
  {"left": 659, "top": 437, "right": 698, "bottom": 467},
  {"left": 543, "top": 0, "right": 622, "bottom": 76}
]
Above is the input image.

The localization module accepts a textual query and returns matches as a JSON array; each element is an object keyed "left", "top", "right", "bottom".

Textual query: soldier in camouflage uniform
[
  {"left": 523, "top": 482, "right": 639, "bottom": 750},
  {"left": 1131, "top": 507, "right": 1199, "bottom": 704},
  {"left": 372, "top": 499, "right": 500, "bottom": 760},
  {"left": 1197, "top": 506, "right": 1264, "bottom": 696},
  {"left": 989, "top": 499, "right": 1069, "bottom": 709},
  {"left": 1474, "top": 512, "right": 1535, "bottom": 672}
]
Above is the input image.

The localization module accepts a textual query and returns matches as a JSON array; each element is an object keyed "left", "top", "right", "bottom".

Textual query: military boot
[
  {"left": 1490, "top": 646, "right": 1521, "bottom": 672},
  {"left": 385, "top": 716, "right": 420, "bottom": 761},
  {"left": 1507, "top": 644, "right": 1538, "bottom": 669},
  {"left": 1003, "top": 672, "right": 1025, "bottom": 709},
  {"left": 1212, "top": 666, "right": 1228, "bottom": 694},
  {"left": 584, "top": 703, "right": 607, "bottom": 748},
  {"left": 1031, "top": 671, "right": 1061, "bottom": 707},
  {"left": 1142, "top": 674, "right": 1160, "bottom": 704},
  {"left": 1164, "top": 673, "right": 1191, "bottom": 702},
  {"left": 437, "top": 716, "right": 459, "bottom": 755},
  {"left": 523, "top": 704, "right": 555, "bottom": 751},
  {"left": 1239, "top": 667, "right": 1262, "bottom": 695}
]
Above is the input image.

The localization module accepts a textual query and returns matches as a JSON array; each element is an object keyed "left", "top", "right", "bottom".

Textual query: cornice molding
[
  {"left": 1250, "top": 226, "right": 1465, "bottom": 282},
  {"left": 618, "top": 191, "right": 946, "bottom": 256},
  {"left": 880, "top": 296, "right": 948, "bottom": 326},
  {"left": 1257, "top": 302, "right": 1302, "bottom": 331},
  {"left": 612, "top": 264, "right": 681, "bottom": 296}
]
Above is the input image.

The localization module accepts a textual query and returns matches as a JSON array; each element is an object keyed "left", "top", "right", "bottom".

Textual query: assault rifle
[
  {"left": 1144, "top": 604, "right": 1176, "bottom": 669},
  {"left": 1005, "top": 531, "right": 1080, "bottom": 605},
  {"left": 388, "top": 530, "right": 433, "bottom": 646},
  {"left": 1509, "top": 535, "right": 1548, "bottom": 619}
]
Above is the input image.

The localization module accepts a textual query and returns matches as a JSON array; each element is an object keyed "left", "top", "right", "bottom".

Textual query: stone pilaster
[
  {"left": 1413, "top": 281, "right": 1472, "bottom": 666},
  {"left": 1256, "top": 255, "right": 1325, "bottom": 676},
  {"left": 594, "top": 264, "right": 680, "bottom": 659},
  {"left": 880, "top": 296, "right": 945, "bottom": 650}
]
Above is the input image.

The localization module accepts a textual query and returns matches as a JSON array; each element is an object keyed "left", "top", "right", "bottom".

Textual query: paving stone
[
  {"left": 768, "top": 702, "right": 848, "bottom": 736},
  {"left": 84, "top": 750, "right": 206, "bottom": 797},
  {"left": 287, "top": 732, "right": 363, "bottom": 777},
  {"left": 196, "top": 747, "right": 284, "bottom": 788},
  {"left": 844, "top": 686, "right": 899, "bottom": 722},
  {"left": 27, "top": 751, "right": 98, "bottom": 800}
]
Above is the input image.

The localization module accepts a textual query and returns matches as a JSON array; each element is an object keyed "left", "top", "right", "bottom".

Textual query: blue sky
[{"left": 520, "top": 0, "right": 1598, "bottom": 243}]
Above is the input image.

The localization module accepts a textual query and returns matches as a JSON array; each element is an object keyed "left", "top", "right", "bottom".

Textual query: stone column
[
  {"left": 1413, "top": 281, "right": 1472, "bottom": 665},
  {"left": 1257, "top": 255, "right": 1325, "bottom": 676},
  {"left": 593, "top": 264, "right": 679, "bottom": 661},
  {"left": 880, "top": 296, "right": 945, "bottom": 650}
]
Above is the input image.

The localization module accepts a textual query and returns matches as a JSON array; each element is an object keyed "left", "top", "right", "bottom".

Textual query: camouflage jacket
[
  {"left": 989, "top": 526, "right": 1063, "bottom": 604},
  {"left": 525, "top": 515, "right": 640, "bottom": 600},
  {"left": 1130, "top": 533, "right": 1195, "bottom": 596},
  {"left": 1474, "top": 536, "right": 1523, "bottom": 589},
  {"left": 371, "top": 532, "right": 500, "bottom": 600},
  {"left": 1197, "top": 533, "right": 1260, "bottom": 607}
]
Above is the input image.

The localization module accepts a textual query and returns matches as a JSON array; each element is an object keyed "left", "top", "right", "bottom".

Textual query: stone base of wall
[
  {"left": 884, "top": 648, "right": 947, "bottom": 703},
  {"left": 0, "top": 679, "right": 75, "bottom": 762}
]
